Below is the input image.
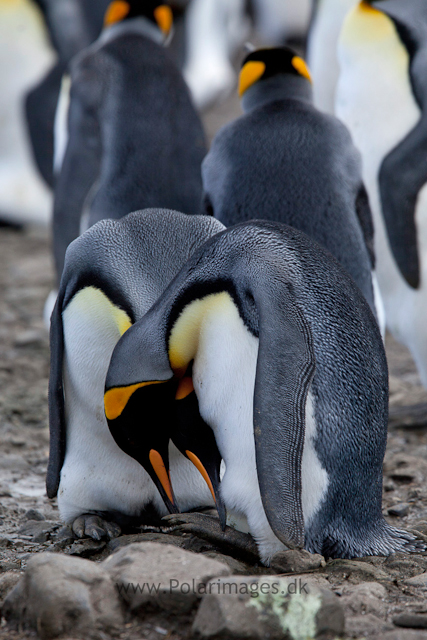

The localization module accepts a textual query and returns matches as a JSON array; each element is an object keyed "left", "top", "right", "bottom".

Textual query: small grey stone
[
  {"left": 2, "top": 552, "right": 124, "bottom": 639},
  {"left": 394, "top": 614, "right": 427, "bottom": 629},
  {"left": 23, "top": 509, "right": 45, "bottom": 521},
  {"left": 103, "top": 542, "right": 231, "bottom": 614},
  {"left": 270, "top": 549, "right": 325, "bottom": 574},
  {"left": 340, "top": 582, "right": 387, "bottom": 618},
  {"left": 388, "top": 503, "right": 410, "bottom": 517},
  {"left": 67, "top": 539, "right": 106, "bottom": 558},
  {"left": 192, "top": 575, "right": 344, "bottom": 639},
  {"left": 0, "top": 572, "right": 21, "bottom": 603},
  {"left": 17, "top": 520, "right": 57, "bottom": 542},
  {"left": 14, "top": 329, "right": 45, "bottom": 347},
  {"left": 324, "top": 558, "right": 391, "bottom": 583},
  {"left": 405, "top": 573, "right": 427, "bottom": 588},
  {"left": 0, "top": 538, "right": 13, "bottom": 549},
  {"left": 345, "top": 613, "right": 392, "bottom": 637},
  {"left": 108, "top": 532, "right": 188, "bottom": 552},
  {"left": 384, "top": 553, "right": 427, "bottom": 578},
  {"left": 201, "top": 552, "right": 254, "bottom": 575}
]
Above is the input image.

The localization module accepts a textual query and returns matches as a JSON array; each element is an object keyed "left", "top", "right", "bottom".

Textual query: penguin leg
[
  {"left": 162, "top": 513, "right": 259, "bottom": 563},
  {"left": 72, "top": 514, "right": 121, "bottom": 541}
]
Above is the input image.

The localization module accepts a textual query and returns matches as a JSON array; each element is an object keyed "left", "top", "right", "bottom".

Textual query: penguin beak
[
  {"left": 104, "top": 1, "right": 130, "bottom": 26},
  {"left": 173, "top": 377, "right": 227, "bottom": 530},
  {"left": 238, "top": 61, "right": 266, "bottom": 97},
  {"left": 154, "top": 5, "right": 173, "bottom": 38},
  {"left": 104, "top": 379, "right": 180, "bottom": 514}
]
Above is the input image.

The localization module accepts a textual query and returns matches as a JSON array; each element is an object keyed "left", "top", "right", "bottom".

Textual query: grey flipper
[
  {"left": 253, "top": 285, "right": 315, "bottom": 549},
  {"left": 46, "top": 295, "right": 66, "bottom": 498},
  {"left": 373, "top": 0, "right": 427, "bottom": 287}
]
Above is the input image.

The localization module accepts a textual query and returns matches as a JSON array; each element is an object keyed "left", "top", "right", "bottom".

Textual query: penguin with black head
[
  {"left": 105, "top": 220, "right": 423, "bottom": 564},
  {"left": 336, "top": 0, "right": 427, "bottom": 384},
  {"left": 48, "top": 209, "right": 225, "bottom": 540},
  {"left": 201, "top": 46, "right": 383, "bottom": 328},
  {"left": 53, "top": 0, "right": 207, "bottom": 282}
]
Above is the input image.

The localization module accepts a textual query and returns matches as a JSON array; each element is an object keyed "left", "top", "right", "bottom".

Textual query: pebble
[
  {"left": 103, "top": 541, "right": 231, "bottom": 614},
  {"left": 2, "top": 552, "right": 124, "bottom": 640},
  {"left": 388, "top": 503, "right": 411, "bottom": 517},
  {"left": 394, "top": 614, "right": 427, "bottom": 629},
  {"left": 270, "top": 549, "right": 325, "bottom": 574},
  {"left": 192, "top": 575, "right": 344, "bottom": 639}
]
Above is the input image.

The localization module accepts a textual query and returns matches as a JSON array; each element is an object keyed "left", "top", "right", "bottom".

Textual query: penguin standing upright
[
  {"left": 201, "top": 46, "right": 382, "bottom": 325},
  {"left": 336, "top": 0, "right": 427, "bottom": 385},
  {"left": 306, "top": 0, "right": 356, "bottom": 114},
  {"left": 53, "top": 0, "right": 207, "bottom": 281},
  {"left": 26, "top": 0, "right": 111, "bottom": 187},
  {"left": 48, "top": 209, "right": 225, "bottom": 539},
  {"left": 105, "top": 220, "right": 421, "bottom": 564}
]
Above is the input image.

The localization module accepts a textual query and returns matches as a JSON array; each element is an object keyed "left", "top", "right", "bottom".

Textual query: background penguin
[
  {"left": 105, "top": 220, "right": 422, "bottom": 564},
  {"left": 306, "top": 0, "right": 356, "bottom": 114},
  {"left": 48, "top": 208, "right": 225, "bottom": 539},
  {"left": 201, "top": 46, "right": 382, "bottom": 326},
  {"left": 52, "top": 0, "right": 207, "bottom": 282},
  {"left": 26, "top": 0, "right": 111, "bottom": 188},
  {"left": 335, "top": 0, "right": 427, "bottom": 385}
]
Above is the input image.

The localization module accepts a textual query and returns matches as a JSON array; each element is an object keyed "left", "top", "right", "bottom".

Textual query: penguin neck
[
  {"left": 100, "top": 16, "right": 164, "bottom": 47},
  {"left": 241, "top": 75, "right": 313, "bottom": 113}
]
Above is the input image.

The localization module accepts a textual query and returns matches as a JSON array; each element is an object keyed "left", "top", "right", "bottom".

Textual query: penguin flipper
[
  {"left": 379, "top": 117, "right": 427, "bottom": 288},
  {"left": 46, "top": 296, "right": 66, "bottom": 498},
  {"left": 254, "top": 284, "right": 315, "bottom": 550}
]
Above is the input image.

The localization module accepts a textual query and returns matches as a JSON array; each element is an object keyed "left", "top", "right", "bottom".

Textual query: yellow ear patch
[
  {"left": 342, "top": 0, "right": 396, "bottom": 45},
  {"left": 104, "top": 0, "right": 130, "bottom": 26},
  {"left": 168, "top": 291, "right": 234, "bottom": 376},
  {"left": 105, "top": 380, "right": 164, "bottom": 420},
  {"left": 292, "top": 56, "right": 312, "bottom": 83},
  {"left": 239, "top": 61, "right": 266, "bottom": 97},
  {"left": 154, "top": 4, "right": 173, "bottom": 35}
]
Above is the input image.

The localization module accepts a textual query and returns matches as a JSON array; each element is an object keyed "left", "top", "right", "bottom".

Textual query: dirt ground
[{"left": 2, "top": 97, "right": 427, "bottom": 639}]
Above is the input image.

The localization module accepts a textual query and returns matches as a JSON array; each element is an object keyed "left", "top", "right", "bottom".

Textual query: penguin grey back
[
  {"left": 53, "top": 25, "right": 207, "bottom": 279},
  {"left": 202, "top": 77, "right": 376, "bottom": 313}
]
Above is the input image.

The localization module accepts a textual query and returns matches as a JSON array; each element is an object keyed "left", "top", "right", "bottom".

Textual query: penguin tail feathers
[{"left": 306, "top": 520, "right": 426, "bottom": 559}]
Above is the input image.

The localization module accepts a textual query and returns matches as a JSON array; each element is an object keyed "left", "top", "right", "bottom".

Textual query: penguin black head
[
  {"left": 104, "top": 0, "right": 173, "bottom": 38},
  {"left": 239, "top": 47, "right": 312, "bottom": 98}
]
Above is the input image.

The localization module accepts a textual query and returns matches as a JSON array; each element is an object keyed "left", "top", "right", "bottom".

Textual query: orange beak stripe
[
  {"left": 104, "top": 380, "right": 164, "bottom": 421},
  {"left": 186, "top": 450, "right": 216, "bottom": 504},
  {"left": 149, "top": 449, "right": 174, "bottom": 504},
  {"left": 104, "top": 1, "right": 130, "bottom": 26},
  {"left": 154, "top": 5, "right": 173, "bottom": 35},
  {"left": 175, "top": 376, "right": 194, "bottom": 400}
]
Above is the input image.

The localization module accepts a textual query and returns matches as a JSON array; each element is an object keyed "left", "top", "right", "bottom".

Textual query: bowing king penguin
[
  {"left": 201, "top": 46, "right": 383, "bottom": 327},
  {"left": 48, "top": 209, "right": 225, "bottom": 539},
  {"left": 335, "top": 0, "right": 427, "bottom": 385},
  {"left": 105, "top": 220, "right": 423, "bottom": 564},
  {"left": 53, "top": 0, "right": 207, "bottom": 281}
]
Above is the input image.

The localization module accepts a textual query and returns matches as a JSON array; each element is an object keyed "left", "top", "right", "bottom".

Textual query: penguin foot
[
  {"left": 72, "top": 514, "right": 121, "bottom": 541},
  {"left": 162, "top": 513, "right": 260, "bottom": 563}
]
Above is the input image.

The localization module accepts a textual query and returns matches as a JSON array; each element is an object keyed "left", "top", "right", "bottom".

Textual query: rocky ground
[{"left": 2, "top": 97, "right": 427, "bottom": 639}]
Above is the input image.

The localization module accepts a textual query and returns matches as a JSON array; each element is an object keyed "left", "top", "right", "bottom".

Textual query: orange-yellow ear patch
[
  {"left": 291, "top": 56, "right": 312, "bottom": 83},
  {"left": 239, "top": 61, "right": 266, "bottom": 97},
  {"left": 154, "top": 4, "right": 173, "bottom": 35},
  {"left": 104, "top": 1, "right": 130, "bottom": 26},
  {"left": 358, "top": 0, "right": 382, "bottom": 14},
  {"left": 104, "top": 380, "right": 163, "bottom": 421}
]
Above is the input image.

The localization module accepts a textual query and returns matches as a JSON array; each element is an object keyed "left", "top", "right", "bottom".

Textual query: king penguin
[
  {"left": 336, "top": 0, "right": 427, "bottom": 385},
  {"left": 53, "top": 0, "right": 207, "bottom": 281},
  {"left": 26, "top": 0, "right": 111, "bottom": 187},
  {"left": 48, "top": 209, "right": 225, "bottom": 539},
  {"left": 306, "top": 0, "right": 356, "bottom": 114},
  {"left": 105, "top": 220, "right": 422, "bottom": 564},
  {"left": 201, "top": 46, "right": 383, "bottom": 327}
]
